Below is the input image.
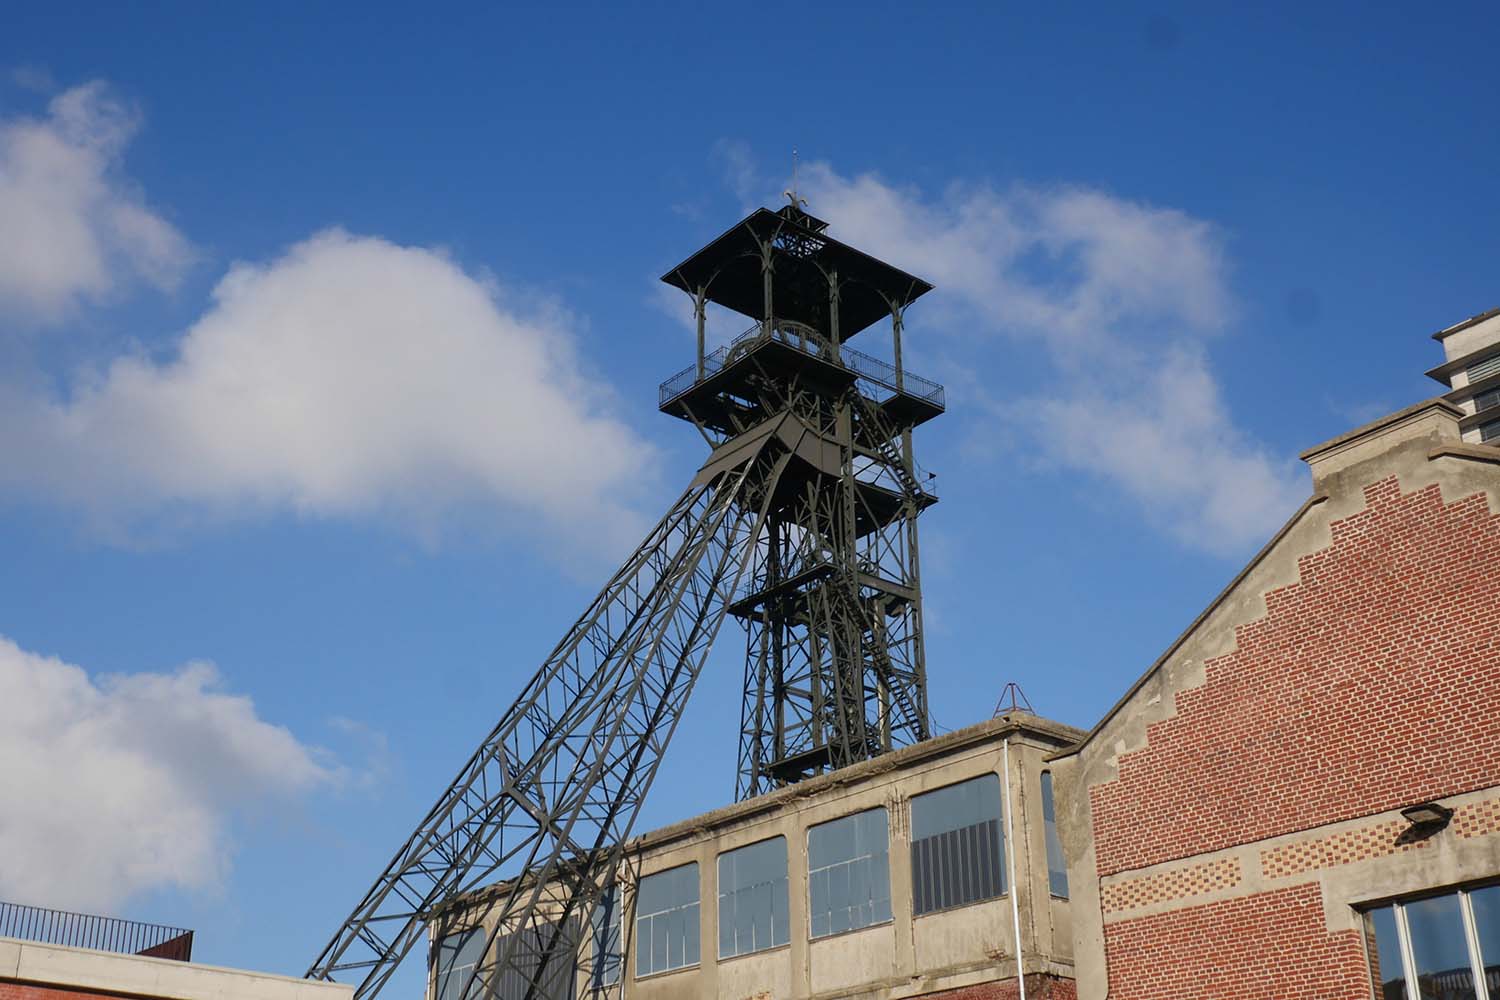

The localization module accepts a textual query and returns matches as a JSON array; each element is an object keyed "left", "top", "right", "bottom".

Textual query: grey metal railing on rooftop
[
  {"left": 659, "top": 321, "right": 945, "bottom": 411},
  {"left": 0, "top": 900, "right": 194, "bottom": 961}
]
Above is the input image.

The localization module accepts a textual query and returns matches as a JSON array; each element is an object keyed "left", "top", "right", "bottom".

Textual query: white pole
[{"left": 1002, "top": 735, "right": 1027, "bottom": 1000}]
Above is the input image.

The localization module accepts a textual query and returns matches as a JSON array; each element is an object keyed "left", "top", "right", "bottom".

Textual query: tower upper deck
[
  {"left": 662, "top": 205, "right": 932, "bottom": 342},
  {"left": 658, "top": 205, "right": 945, "bottom": 437}
]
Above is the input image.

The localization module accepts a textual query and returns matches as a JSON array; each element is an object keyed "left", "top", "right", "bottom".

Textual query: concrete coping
[
  {"left": 1431, "top": 305, "right": 1500, "bottom": 341},
  {"left": 0, "top": 936, "right": 353, "bottom": 1000},
  {"left": 1298, "top": 397, "right": 1462, "bottom": 464},
  {"left": 612, "top": 712, "right": 1084, "bottom": 853}
]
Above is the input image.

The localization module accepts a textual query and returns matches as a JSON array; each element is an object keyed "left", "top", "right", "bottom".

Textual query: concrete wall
[
  {"left": 1051, "top": 399, "right": 1500, "bottom": 999},
  {"left": 0, "top": 937, "right": 351, "bottom": 1000},
  {"left": 1437, "top": 311, "right": 1500, "bottom": 366},
  {"left": 438, "top": 715, "right": 1084, "bottom": 1000}
]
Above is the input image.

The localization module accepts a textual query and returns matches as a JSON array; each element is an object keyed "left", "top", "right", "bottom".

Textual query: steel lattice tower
[
  {"left": 658, "top": 203, "right": 942, "bottom": 799},
  {"left": 307, "top": 202, "right": 943, "bottom": 1000}
]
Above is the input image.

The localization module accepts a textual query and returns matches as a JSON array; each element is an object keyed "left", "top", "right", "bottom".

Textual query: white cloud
[
  {"left": 0, "top": 635, "right": 338, "bottom": 912},
  {"left": 649, "top": 282, "right": 754, "bottom": 351},
  {"left": 793, "top": 164, "right": 1304, "bottom": 555},
  {"left": 0, "top": 82, "right": 192, "bottom": 323},
  {"left": 0, "top": 229, "right": 657, "bottom": 551}
]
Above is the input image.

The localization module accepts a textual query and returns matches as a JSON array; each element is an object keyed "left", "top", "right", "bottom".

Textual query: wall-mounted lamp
[{"left": 1400, "top": 801, "right": 1454, "bottom": 829}]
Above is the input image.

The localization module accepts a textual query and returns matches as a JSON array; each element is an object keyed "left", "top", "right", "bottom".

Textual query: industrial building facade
[
  {"left": 432, "top": 714, "right": 1083, "bottom": 1000},
  {"left": 1052, "top": 306, "right": 1500, "bottom": 999},
  {"left": 428, "top": 307, "right": 1500, "bottom": 999}
]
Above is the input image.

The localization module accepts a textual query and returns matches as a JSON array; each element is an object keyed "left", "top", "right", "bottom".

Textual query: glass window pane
[
  {"left": 717, "top": 837, "right": 788, "bottom": 958},
  {"left": 651, "top": 914, "right": 668, "bottom": 973},
  {"left": 808, "top": 808, "right": 890, "bottom": 938},
  {"left": 684, "top": 903, "right": 700, "bottom": 966},
  {"left": 434, "top": 929, "right": 484, "bottom": 1000},
  {"left": 1366, "top": 906, "right": 1406, "bottom": 1000},
  {"left": 1405, "top": 895, "right": 1476, "bottom": 1000},
  {"left": 911, "top": 776, "right": 1005, "bottom": 915},
  {"left": 635, "top": 863, "right": 699, "bottom": 975},
  {"left": 591, "top": 887, "right": 622, "bottom": 988},
  {"left": 1041, "top": 772, "right": 1070, "bottom": 899},
  {"left": 1469, "top": 886, "right": 1500, "bottom": 980}
]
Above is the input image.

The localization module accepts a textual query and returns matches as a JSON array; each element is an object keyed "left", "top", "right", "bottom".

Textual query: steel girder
[{"left": 307, "top": 442, "right": 792, "bottom": 1000}]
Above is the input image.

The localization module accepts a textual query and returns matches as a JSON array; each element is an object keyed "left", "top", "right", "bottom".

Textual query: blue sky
[{"left": 1, "top": 1, "right": 1496, "bottom": 988}]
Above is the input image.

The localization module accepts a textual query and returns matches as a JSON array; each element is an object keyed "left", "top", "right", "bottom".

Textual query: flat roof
[{"left": 1431, "top": 305, "right": 1500, "bottom": 341}]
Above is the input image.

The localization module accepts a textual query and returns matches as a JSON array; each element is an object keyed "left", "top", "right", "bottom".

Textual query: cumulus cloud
[
  {"left": 0, "top": 229, "right": 656, "bottom": 550},
  {"left": 0, "top": 82, "right": 192, "bottom": 323},
  {"left": 0, "top": 635, "right": 338, "bottom": 912},
  {"left": 791, "top": 163, "right": 1304, "bottom": 555}
]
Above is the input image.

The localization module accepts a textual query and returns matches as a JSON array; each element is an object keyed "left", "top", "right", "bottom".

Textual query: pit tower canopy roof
[{"left": 662, "top": 206, "right": 933, "bottom": 342}]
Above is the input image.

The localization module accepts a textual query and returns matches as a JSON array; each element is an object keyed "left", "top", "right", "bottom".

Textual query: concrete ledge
[
  {"left": 1, "top": 937, "right": 352, "bottom": 1000},
  {"left": 1430, "top": 442, "right": 1500, "bottom": 466}
]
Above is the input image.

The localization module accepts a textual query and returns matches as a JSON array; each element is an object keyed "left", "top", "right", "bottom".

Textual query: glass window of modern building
[
  {"left": 634, "top": 863, "right": 700, "bottom": 977},
  {"left": 807, "top": 807, "right": 892, "bottom": 938},
  {"left": 717, "top": 836, "right": 790, "bottom": 958},
  {"left": 910, "top": 774, "right": 1005, "bottom": 916}
]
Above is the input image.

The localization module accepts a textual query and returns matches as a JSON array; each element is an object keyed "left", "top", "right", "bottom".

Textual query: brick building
[
  {"left": 429, "top": 311, "right": 1500, "bottom": 1000},
  {"left": 1051, "top": 307, "right": 1500, "bottom": 998}
]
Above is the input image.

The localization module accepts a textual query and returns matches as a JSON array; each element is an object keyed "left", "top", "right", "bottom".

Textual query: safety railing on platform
[
  {"left": 0, "top": 900, "right": 194, "bottom": 961},
  {"left": 659, "top": 321, "right": 946, "bottom": 411}
]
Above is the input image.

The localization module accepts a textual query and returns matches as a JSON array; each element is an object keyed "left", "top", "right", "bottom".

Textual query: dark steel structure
[
  {"left": 307, "top": 204, "right": 942, "bottom": 1000},
  {"left": 0, "top": 900, "right": 193, "bottom": 961}
]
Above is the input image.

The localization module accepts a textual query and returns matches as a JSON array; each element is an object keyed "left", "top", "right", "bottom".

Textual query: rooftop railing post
[
  {"left": 759, "top": 239, "right": 775, "bottom": 340},
  {"left": 693, "top": 288, "right": 707, "bottom": 381},
  {"left": 828, "top": 270, "right": 842, "bottom": 363},
  {"left": 891, "top": 305, "right": 905, "bottom": 391}
]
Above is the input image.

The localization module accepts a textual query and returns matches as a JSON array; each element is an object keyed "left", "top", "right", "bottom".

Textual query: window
[
  {"left": 434, "top": 928, "right": 484, "bottom": 1000},
  {"left": 1365, "top": 884, "right": 1500, "bottom": 1000},
  {"left": 718, "top": 836, "right": 789, "bottom": 958},
  {"left": 1469, "top": 354, "right": 1500, "bottom": 383},
  {"left": 910, "top": 774, "right": 1005, "bottom": 916},
  {"left": 590, "top": 886, "right": 622, "bottom": 990},
  {"left": 1040, "top": 771, "right": 1069, "bottom": 899},
  {"left": 634, "top": 862, "right": 699, "bottom": 977},
  {"left": 1481, "top": 418, "right": 1500, "bottom": 443},
  {"left": 1475, "top": 387, "right": 1500, "bottom": 415},
  {"left": 491, "top": 919, "right": 578, "bottom": 1000},
  {"left": 808, "top": 807, "right": 891, "bottom": 938}
]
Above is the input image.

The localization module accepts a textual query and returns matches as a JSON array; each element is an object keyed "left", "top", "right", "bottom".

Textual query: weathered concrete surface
[{"left": 0, "top": 937, "right": 352, "bottom": 1000}]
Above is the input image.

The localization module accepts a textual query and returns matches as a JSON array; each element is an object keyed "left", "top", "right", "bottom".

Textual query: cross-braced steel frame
[
  {"left": 307, "top": 442, "right": 792, "bottom": 1000},
  {"left": 728, "top": 354, "right": 932, "bottom": 800}
]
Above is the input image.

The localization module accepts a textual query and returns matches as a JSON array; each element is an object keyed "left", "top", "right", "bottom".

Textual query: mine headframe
[
  {"left": 307, "top": 203, "right": 943, "bottom": 1000},
  {"left": 659, "top": 204, "right": 944, "bottom": 800}
]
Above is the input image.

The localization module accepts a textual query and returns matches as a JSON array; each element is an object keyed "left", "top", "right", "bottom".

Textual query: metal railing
[
  {"left": 0, "top": 900, "right": 193, "bottom": 961},
  {"left": 659, "top": 321, "right": 946, "bottom": 411}
]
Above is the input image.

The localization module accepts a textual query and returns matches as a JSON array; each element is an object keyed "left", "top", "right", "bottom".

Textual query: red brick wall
[
  {"left": 1091, "top": 476, "right": 1500, "bottom": 877},
  {"left": 919, "top": 975, "right": 1077, "bottom": 999},
  {"left": 0, "top": 984, "right": 142, "bottom": 1000},
  {"left": 1103, "top": 884, "right": 1369, "bottom": 999}
]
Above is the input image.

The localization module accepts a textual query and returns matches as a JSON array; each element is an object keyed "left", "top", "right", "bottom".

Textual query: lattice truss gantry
[{"left": 308, "top": 440, "right": 792, "bottom": 1000}]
